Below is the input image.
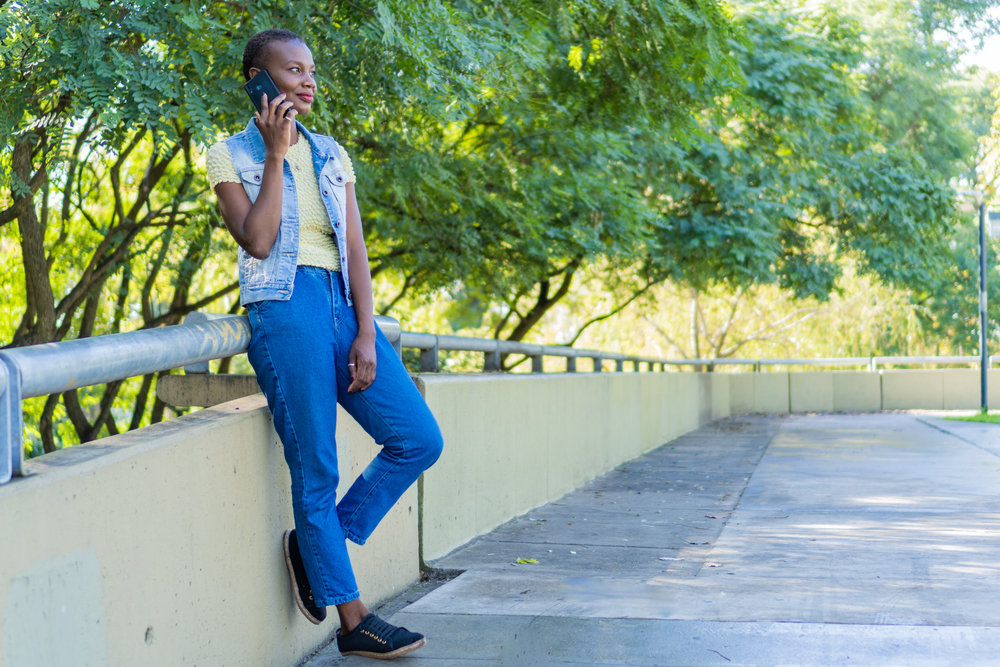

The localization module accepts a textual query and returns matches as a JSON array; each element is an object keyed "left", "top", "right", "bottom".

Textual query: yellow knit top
[{"left": 206, "top": 138, "right": 356, "bottom": 271}]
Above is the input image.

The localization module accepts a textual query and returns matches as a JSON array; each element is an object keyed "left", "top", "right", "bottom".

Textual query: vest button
[
  {"left": 254, "top": 174, "right": 260, "bottom": 181},
  {"left": 323, "top": 190, "right": 328, "bottom": 196}
]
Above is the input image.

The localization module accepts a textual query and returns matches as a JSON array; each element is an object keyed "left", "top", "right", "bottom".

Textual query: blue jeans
[{"left": 247, "top": 266, "right": 443, "bottom": 606}]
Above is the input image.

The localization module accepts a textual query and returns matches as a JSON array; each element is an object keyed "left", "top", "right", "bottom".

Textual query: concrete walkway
[{"left": 308, "top": 413, "right": 1000, "bottom": 666}]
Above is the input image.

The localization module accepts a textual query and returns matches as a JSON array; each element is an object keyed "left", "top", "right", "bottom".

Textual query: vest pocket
[
  {"left": 323, "top": 171, "right": 348, "bottom": 197},
  {"left": 322, "top": 173, "right": 348, "bottom": 223},
  {"left": 238, "top": 167, "right": 264, "bottom": 203}
]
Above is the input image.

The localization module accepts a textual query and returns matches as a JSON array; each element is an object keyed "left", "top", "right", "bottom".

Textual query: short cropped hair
[{"left": 242, "top": 29, "right": 304, "bottom": 81}]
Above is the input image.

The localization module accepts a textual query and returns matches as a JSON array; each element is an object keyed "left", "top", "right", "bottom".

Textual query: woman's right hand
[
  {"left": 255, "top": 92, "right": 298, "bottom": 158},
  {"left": 214, "top": 92, "right": 296, "bottom": 259}
]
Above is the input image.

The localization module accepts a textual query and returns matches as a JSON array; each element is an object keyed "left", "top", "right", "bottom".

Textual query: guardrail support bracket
[
  {"left": 0, "top": 355, "right": 24, "bottom": 482},
  {"left": 530, "top": 355, "right": 544, "bottom": 373},
  {"left": 484, "top": 342, "right": 501, "bottom": 372},
  {"left": 420, "top": 338, "right": 440, "bottom": 373}
]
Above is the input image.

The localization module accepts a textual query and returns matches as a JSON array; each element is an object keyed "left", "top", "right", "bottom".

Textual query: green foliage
[
  {"left": 353, "top": 0, "right": 745, "bottom": 341},
  {"left": 0, "top": 0, "right": 995, "bottom": 455},
  {"left": 651, "top": 2, "right": 970, "bottom": 303},
  {"left": 0, "top": 0, "right": 742, "bottom": 448}
]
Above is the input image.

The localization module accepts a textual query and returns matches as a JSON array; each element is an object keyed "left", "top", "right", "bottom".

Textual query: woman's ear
[{"left": 248, "top": 67, "right": 261, "bottom": 80}]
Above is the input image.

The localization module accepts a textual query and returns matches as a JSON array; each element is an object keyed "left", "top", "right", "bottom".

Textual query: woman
[{"left": 207, "top": 29, "right": 443, "bottom": 660}]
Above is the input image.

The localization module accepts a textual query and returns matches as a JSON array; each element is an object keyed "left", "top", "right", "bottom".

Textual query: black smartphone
[{"left": 244, "top": 69, "right": 282, "bottom": 113}]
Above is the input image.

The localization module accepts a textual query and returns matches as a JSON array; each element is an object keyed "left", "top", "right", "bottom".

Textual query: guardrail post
[
  {"left": 616, "top": 359, "right": 625, "bottom": 372},
  {"left": 632, "top": 360, "right": 641, "bottom": 372},
  {"left": 0, "top": 355, "right": 23, "bottom": 482},
  {"left": 183, "top": 313, "right": 225, "bottom": 373},
  {"left": 484, "top": 340, "right": 501, "bottom": 372},
  {"left": 594, "top": 355, "right": 603, "bottom": 373},
  {"left": 530, "top": 354, "right": 544, "bottom": 373},
  {"left": 567, "top": 356, "right": 577, "bottom": 373},
  {"left": 420, "top": 336, "right": 440, "bottom": 373},
  {"left": 0, "top": 361, "right": 8, "bottom": 483}
]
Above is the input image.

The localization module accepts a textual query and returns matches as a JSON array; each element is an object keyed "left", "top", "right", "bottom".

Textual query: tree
[
  {"left": 382, "top": 0, "right": 983, "bottom": 358},
  {"left": 353, "top": 0, "right": 744, "bottom": 362},
  {"left": 0, "top": 0, "right": 546, "bottom": 451}
]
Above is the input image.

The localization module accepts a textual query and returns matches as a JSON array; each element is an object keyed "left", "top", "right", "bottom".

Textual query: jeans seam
[
  {"left": 340, "top": 385, "right": 408, "bottom": 535},
  {"left": 256, "top": 307, "right": 334, "bottom": 599}
]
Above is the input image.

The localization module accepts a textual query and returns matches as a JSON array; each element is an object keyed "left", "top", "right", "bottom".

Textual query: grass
[{"left": 944, "top": 413, "right": 1000, "bottom": 424}]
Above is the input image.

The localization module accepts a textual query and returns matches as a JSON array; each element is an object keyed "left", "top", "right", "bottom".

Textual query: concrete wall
[
  {"left": 0, "top": 397, "right": 416, "bottom": 667},
  {"left": 728, "top": 369, "right": 997, "bottom": 414},
  {"left": 882, "top": 369, "right": 1000, "bottom": 410},
  {"left": 729, "top": 372, "right": 790, "bottom": 414},
  {"left": 832, "top": 372, "right": 882, "bottom": 411},
  {"left": 6, "top": 365, "right": 999, "bottom": 667},
  {"left": 1, "top": 370, "right": 728, "bottom": 667},
  {"left": 416, "top": 372, "right": 728, "bottom": 562}
]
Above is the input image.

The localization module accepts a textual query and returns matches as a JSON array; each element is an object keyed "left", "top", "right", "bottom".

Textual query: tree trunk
[
  {"left": 689, "top": 288, "right": 702, "bottom": 371},
  {"left": 11, "top": 136, "right": 57, "bottom": 347},
  {"left": 38, "top": 394, "right": 60, "bottom": 454}
]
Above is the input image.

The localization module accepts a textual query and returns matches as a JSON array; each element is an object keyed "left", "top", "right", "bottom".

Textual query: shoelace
[{"left": 361, "top": 615, "right": 401, "bottom": 645}]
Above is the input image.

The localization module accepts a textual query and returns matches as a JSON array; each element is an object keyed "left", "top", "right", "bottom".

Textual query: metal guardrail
[
  {"left": 0, "top": 314, "right": 400, "bottom": 484},
  {"left": 1, "top": 309, "right": 996, "bottom": 484},
  {"left": 1, "top": 315, "right": 250, "bottom": 484},
  {"left": 659, "top": 356, "right": 994, "bottom": 371}
]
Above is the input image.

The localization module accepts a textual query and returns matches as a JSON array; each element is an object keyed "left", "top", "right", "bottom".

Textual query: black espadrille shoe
[
  {"left": 283, "top": 530, "right": 327, "bottom": 625},
  {"left": 337, "top": 613, "right": 426, "bottom": 659}
]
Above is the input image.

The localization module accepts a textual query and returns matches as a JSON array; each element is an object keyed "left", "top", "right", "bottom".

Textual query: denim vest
[{"left": 225, "top": 118, "right": 352, "bottom": 306}]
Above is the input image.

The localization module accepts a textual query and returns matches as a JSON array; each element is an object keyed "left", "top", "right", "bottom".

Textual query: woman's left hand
[{"left": 348, "top": 330, "right": 377, "bottom": 393}]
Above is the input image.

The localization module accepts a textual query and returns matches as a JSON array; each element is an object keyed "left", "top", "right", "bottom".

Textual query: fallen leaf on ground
[
  {"left": 706, "top": 514, "right": 721, "bottom": 519},
  {"left": 659, "top": 557, "right": 685, "bottom": 561},
  {"left": 516, "top": 558, "right": 539, "bottom": 564},
  {"left": 706, "top": 563, "right": 722, "bottom": 567}
]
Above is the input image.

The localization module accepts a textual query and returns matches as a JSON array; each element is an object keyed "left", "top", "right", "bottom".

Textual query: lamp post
[{"left": 957, "top": 190, "right": 989, "bottom": 413}]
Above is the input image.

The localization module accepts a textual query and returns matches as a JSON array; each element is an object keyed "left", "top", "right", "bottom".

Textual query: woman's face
[{"left": 249, "top": 39, "right": 316, "bottom": 116}]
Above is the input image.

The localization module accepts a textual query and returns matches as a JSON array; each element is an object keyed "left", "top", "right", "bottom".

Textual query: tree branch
[
  {"left": 504, "top": 256, "right": 583, "bottom": 342},
  {"left": 378, "top": 272, "right": 419, "bottom": 316},
  {"left": 142, "top": 281, "right": 240, "bottom": 329},
  {"left": 644, "top": 316, "right": 690, "bottom": 360},
  {"left": 565, "top": 280, "right": 656, "bottom": 347}
]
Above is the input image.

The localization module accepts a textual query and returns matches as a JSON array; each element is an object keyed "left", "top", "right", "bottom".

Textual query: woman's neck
[{"left": 289, "top": 123, "right": 299, "bottom": 145}]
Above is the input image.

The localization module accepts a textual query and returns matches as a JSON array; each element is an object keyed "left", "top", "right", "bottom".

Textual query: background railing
[{"left": 2, "top": 311, "right": 997, "bottom": 484}]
